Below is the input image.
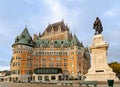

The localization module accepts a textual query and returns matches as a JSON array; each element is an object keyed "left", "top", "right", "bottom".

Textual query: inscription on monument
[{"left": 96, "top": 70, "right": 104, "bottom": 72}]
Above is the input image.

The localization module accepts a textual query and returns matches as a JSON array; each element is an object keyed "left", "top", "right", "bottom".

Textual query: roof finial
[
  {"left": 48, "top": 22, "right": 50, "bottom": 25},
  {"left": 39, "top": 31, "right": 41, "bottom": 37},
  {"left": 25, "top": 25, "right": 27, "bottom": 29},
  {"left": 74, "top": 32, "right": 75, "bottom": 35}
]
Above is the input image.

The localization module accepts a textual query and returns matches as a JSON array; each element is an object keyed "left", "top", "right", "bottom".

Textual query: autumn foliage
[{"left": 109, "top": 62, "right": 120, "bottom": 79}]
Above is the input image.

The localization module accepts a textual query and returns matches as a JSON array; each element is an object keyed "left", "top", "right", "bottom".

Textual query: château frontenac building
[{"left": 10, "top": 21, "right": 90, "bottom": 82}]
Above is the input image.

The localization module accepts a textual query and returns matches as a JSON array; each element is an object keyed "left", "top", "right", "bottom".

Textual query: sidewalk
[
  {"left": 0, "top": 82, "right": 120, "bottom": 87},
  {"left": 73, "top": 84, "right": 119, "bottom": 87}
]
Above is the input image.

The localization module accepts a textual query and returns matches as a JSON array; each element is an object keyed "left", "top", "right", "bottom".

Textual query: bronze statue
[{"left": 93, "top": 17, "right": 103, "bottom": 35}]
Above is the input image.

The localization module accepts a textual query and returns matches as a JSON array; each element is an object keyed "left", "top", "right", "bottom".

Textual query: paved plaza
[{"left": 0, "top": 82, "right": 120, "bottom": 87}]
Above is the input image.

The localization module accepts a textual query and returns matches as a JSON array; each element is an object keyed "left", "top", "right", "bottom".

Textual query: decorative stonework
[{"left": 85, "top": 34, "right": 117, "bottom": 81}]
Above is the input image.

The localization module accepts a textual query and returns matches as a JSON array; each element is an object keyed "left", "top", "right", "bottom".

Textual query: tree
[{"left": 108, "top": 62, "right": 120, "bottom": 79}]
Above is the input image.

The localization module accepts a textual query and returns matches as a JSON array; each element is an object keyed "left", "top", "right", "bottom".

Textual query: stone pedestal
[{"left": 85, "top": 34, "right": 117, "bottom": 81}]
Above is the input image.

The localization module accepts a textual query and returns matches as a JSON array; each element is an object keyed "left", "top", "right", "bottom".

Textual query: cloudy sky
[{"left": 0, "top": 0, "right": 120, "bottom": 70}]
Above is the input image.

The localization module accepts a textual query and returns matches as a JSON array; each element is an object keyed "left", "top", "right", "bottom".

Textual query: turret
[{"left": 10, "top": 27, "right": 34, "bottom": 82}]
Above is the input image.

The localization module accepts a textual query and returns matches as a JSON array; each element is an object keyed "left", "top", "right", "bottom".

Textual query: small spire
[
  {"left": 74, "top": 32, "right": 75, "bottom": 35},
  {"left": 25, "top": 25, "right": 27, "bottom": 29},
  {"left": 71, "top": 32, "right": 72, "bottom": 37},
  {"left": 66, "top": 24, "right": 68, "bottom": 27},
  {"left": 39, "top": 32, "right": 41, "bottom": 37},
  {"left": 48, "top": 23, "right": 50, "bottom": 25}
]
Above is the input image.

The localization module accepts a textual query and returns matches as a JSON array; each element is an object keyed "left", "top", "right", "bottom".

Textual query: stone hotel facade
[{"left": 10, "top": 21, "right": 90, "bottom": 82}]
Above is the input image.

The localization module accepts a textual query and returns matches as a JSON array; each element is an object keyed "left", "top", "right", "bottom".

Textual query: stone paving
[{"left": 0, "top": 82, "right": 120, "bottom": 87}]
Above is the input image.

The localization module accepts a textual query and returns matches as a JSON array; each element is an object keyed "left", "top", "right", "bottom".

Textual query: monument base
[
  {"left": 85, "top": 67, "right": 117, "bottom": 81},
  {"left": 85, "top": 34, "right": 118, "bottom": 81}
]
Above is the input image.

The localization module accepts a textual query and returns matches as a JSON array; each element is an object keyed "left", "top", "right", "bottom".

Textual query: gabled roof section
[
  {"left": 42, "top": 20, "right": 69, "bottom": 35},
  {"left": 12, "top": 27, "right": 34, "bottom": 47},
  {"left": 71, "top": 34, "right": 81, "bottom": 46}
]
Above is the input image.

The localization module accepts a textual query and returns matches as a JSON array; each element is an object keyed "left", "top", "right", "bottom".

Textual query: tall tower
[{"left": 10, "top": 27, "right": 34, "bottom": 82}]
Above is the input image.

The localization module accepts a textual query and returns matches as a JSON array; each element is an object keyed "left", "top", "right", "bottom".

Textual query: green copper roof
[
  {"left": 20, "top": 28, "right": 31, "bottom": 39},
  {"left": 12, "top": 27, "right": 34, "bottom": 47},
  {"left": 35, "top": 39, "right": 70, "bottom": 48},
  {"left": 35, "top": 35, "right": 84, "bottom": 47},
  {"left": 71, "top": 34, "right": 81, "bottom": 46}
]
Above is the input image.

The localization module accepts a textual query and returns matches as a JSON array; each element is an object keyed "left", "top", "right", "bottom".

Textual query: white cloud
[
  {"left": 104, "top": 10, "right": 115, "bottom": 17},
  {"left": 103, "top": 8, "right": 119, "bottom": 18},
  {"left": 41, "top": 0, "right": 83, "bottom": 32},
  {"left": 66, "top": 0, "right": 85, "bottom": 2},
  {"left": 0, "top": 66, "right": 10, "bottom": 71},
  {"left": 24, "top": 0, "right": 34, "bottom": 5},
  {"left": 27, "top": 0, "right": 82, "bottom": 33},
  {"left": 43, "top": 0, "right": 67, "bottom": 22}
]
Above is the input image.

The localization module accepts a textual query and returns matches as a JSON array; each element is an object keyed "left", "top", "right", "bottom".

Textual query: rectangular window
[
  {"left": 27, "top": 62, "right": 32, "bottom": 67},
  {"left": 56, "top": 63, "right": 60, "bottom": 67},
  {"left": 65, "top": 52, "right": 67, "bottom": 55},
  {"left": 26, "top": 70, "right": 31, "bottom": 74},
  {"left": 57, "top": 52, "right": 59, "bottom": 55},
  {"left": 12, "top": 70, "right": 15, "bottom": 74},
  {"left": 50, "top": 58, "right": 54, "bottom": 61},
  {"left": 38, "top": 76, "right": 42, "bottom": 80},
  {"left": 64, "top": 63, "right": 66, "bottom": 67},
  {"left": 44, "top": 76, "right": 49, "bottom": 81},
  {"left": 64, "top": 58, "right": 67, "bottom": 61},
  {"left": 42, "top": 58, "right": 46, "bottom": 61},
  {"left": 56, "top": 58, "right": 60, "bottom": 61},
  {"left": 12, "top": 62, "right": 15, "bottom": 66},
  {"left": 36, "top": 62, "right": 39, "bottom": 68},
  {"left": 17, "top": 69, "right": 20, "bottom": 74},
  {"left": 42, "top": 63, "right": 46, "bottom": 67},
  {"left": 51, "top": 69, "right": 54, "bottom": 73},
  {"left": 18, "top": 62, "right": 20, "bottom": 66},
  {"left": 59, "top": 52, "right": 62, "bottom": 55},
  {"left": 36, "top": 52, "right": 38, "bottom": 55},
  {"left": 16, "top": 56, "right": 20, "bottom": 59},
  {"left": 50, "top": 63, "right": 53, "bottom": 67}
]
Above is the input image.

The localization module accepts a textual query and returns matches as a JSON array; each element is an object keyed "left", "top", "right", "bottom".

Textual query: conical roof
[
  {"left": 19, "top": 28, "right": 31, "bottom": 39},
  {"left": 12, "top": 27, "right": 34, "bottom": 47}
]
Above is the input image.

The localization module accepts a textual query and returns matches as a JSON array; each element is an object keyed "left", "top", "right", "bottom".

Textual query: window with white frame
[
  {"left": 50, "top": 58, "right": 54, "bottom": 61},
  {"left": 56, "top": 58, "right": 60, "bottom": 61}
]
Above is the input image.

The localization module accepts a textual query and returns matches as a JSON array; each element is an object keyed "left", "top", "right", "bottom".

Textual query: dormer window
[
  {"left": 28, "top": 39, "right": 31, "bottom": 44},
  {"left": 15, "top": 38, "right": 19, "bottom": 42},
  {"left": 55, "top": 41, "right": 57, "bottom": 43},
  {"left": 61, "top": 41, "right": 64, "bottom": 44},
  {"left": 22, "top": 35, "right": 25, "bottom": 39},
  {"left": 16, "top": 38, "right": 19, "bottom": 42}
]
